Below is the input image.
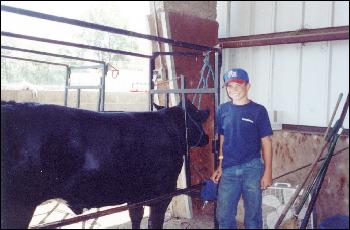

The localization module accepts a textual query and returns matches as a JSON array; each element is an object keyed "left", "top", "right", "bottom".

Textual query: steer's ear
[
  {"left": 153, "top": 103, "right": 165, "bottom": 110},
  {"left": 198, "top": 109, "right": 210, "bottom": 122}
]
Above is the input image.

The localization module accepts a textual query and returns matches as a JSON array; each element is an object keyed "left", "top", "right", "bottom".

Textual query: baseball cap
[{"left": 223, "top": 68, "right": 249, "bottom": 85}]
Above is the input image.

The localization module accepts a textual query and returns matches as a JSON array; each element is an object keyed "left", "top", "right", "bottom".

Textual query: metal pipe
[
  {"left": 294, "top": 93, "right": 343, "bottom": 215},
  {"left": 219, "top": 26, "right": 349, "bottom": 48},
  {"left": 1, "top": 55, "right": 68, "bottom": 67},
  {"left": 274, "top": 94, "right": 349, "bottom": 228},
  {"left": 97, "top": 76, "right": 102, "bottom": 112},
  {"left": 76, "top": 89, "right": 81, "bottom": 108},
  {"left": 153, "top": 51, "right": 203, "bottom": 57},
  {"left": 295, "top": 131, "right": 340, "bottom": 217},
  {"left": 323, "top": 93, "right": 343, "bottom": 139},
  {"left": 70, "top": 65, "right": 106, "bottom": 70},
  {"left": 66, "top": 86, "right": 102, "bottom": 90},
  {"left": 281, "top": 124, "right": 349, "bottom": 136},
  {"left": 1, "top": 31, "right": 152, "bottom": 59},
  {"left": 149, "top": 57, "right": 155, "bottom": 111},
  {"left": 100, "top": 64, "right": 107, "bottom": 112},
  {"left": 149, "top": 88, "right": 216, "bottom": 94},
  {"left": 300, "top": 131, "right": 342, "bottom": 229},
  {"left": 213, "top": 51, "right": 221, "bottom": 168},
  {"left": 64, "top": 67, "right": 70, "bottom": 106},
  {"left": 1, "top": 45, "right": 104, "bottom": 64},
  {"left": 1, "top": 5, "right": 218, "bottom": 52},
  {"left": 181, "top": 75, "right": 191, "bottom": 187},
  {"left": 30, "top": 183, "right": 203, "bottom": 229}
]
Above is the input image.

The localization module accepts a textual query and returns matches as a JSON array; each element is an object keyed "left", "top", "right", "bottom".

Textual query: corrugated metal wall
[{"left": 217, "top": 1, "right": 349, "bottom": 128}]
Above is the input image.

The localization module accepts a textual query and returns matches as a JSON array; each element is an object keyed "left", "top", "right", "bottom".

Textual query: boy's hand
[
  {"left": 260, "top": 172, "right": 272, "bottom": 190},
  {"left": 211, "top": 167, "right": 222, "bottom": 184}
]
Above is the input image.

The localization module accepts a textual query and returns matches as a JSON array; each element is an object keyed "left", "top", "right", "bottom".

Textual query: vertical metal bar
[
  {"left": 213, "top": 51, "right": 218, "bottom": 167},
  {"left": 77, "top": 89, "right": 81, "bottom": 108},
  {"left": 149, "top": 57, "right": 155, "bottom": 111},
  {"left": 165, "top": 93, "right": 169, "bottom": 108},
  {"left": 64, "top": 67, "right": 70, "bottom": 106},
  {"left": 180, "top": 75, "right": 191, "bottom": 187},
  {"left": 213, "top": 51, "right": 222, "bottom": 169},
  {"left": 102, "top": 64, "right": 107, "bottom": 111},
  {"left": 213, "top": 50, "right": 221, "bottom": 230},
  {"left": 98, "top": 73, "right": 102, "bottom": 112},
  {"left": 98, "top": 63, "right": 106, "bottom": 112}
]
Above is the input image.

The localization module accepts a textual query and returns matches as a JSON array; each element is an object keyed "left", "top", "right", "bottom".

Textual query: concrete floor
[{"left": 28, "top": 199, "right": 216, "bottom": 229}]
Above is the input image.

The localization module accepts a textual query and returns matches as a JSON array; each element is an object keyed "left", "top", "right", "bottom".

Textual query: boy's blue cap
[{"left": 223, "top": 68, "right": 249, "bottom": 85}]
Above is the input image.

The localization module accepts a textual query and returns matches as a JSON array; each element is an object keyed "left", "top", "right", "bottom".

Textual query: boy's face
[{"left": 226, "top": 81, "right": 250, "bottom": 101}]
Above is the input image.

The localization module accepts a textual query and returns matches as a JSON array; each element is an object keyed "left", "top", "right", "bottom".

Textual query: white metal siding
[
  {"left": 272, "top": 44, "right": 301, "bottom": 124},
  {"left": 217, "top": 1, "right": 349, "bottom": 128},
  {"left": 299, "top": 42, "right": 330, "bottom": 126},
  {"left": 275, "top": 2, "right": 303, "bottom": 32},
  {"left": 304, "top": 2, "right": 333, "bottom": 29},
  {"left": 334, "top": 1, "right": 349, "bottom": 26},
  {"left": 253, "top": 2, "right": 275, "bottom": 34},
  {"left": 229, "top": 2, "right": 252, "bottom": 36}
]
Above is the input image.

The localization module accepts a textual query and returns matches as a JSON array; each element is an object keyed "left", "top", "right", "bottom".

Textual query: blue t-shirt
[{"left": 217, "top": 101, "right": 273, "bottom": 168}]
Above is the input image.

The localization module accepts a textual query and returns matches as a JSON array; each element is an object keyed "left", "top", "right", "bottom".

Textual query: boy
[{"left": 211, "top": 68, "right": 273, "bottom": 229}]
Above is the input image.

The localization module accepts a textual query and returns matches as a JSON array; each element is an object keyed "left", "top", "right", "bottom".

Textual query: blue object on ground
[{"left": 319, "top": 214, "right": 349, "bottom": 229}]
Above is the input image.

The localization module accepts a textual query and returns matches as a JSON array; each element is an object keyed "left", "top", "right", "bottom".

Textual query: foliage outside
[{"left": 1, "top": 3, "right": 150, "bottom": 87}]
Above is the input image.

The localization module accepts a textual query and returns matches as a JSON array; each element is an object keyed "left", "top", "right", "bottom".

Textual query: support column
[{"left": 149, "top": 1, "right": 219, "bottom": 218}]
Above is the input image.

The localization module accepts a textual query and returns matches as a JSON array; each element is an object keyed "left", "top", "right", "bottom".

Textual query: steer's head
[
  {"left": 180, "top": 100, "right": 210, "bottom": 148},
  {"left": 153, "top": 100, "right": 210, "bottom": 149}
]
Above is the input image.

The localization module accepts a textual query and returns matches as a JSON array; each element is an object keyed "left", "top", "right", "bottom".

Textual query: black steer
[{"left": 1, "top": 100, "right": 209, "bottom": 229}]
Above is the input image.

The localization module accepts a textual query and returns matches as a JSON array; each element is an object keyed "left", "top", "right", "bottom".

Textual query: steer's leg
[
  {"left": 128, "top": 205, "right": 144, "bottom": 229},
  {"left": 148, "top": 198, "right": 171, "bottom": 229}
]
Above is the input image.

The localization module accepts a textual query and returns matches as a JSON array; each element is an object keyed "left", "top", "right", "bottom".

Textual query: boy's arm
[
  {"left": 261, "top": 135, "right": 273, "bottom": 189},
  {"left": 211, "top": 134, "right": 224, "bottom": 183}
]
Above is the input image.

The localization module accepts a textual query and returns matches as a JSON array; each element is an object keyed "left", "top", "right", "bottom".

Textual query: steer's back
[{"left": 1, "top": 102, "right": 184, "bottom": 214}]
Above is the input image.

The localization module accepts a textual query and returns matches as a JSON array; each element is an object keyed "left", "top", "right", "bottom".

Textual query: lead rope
[
  {"left": 187, "top": 113, "right": 204, "bottom": 147},
  {"left": 183, "top": 104, "right": 190, "bottom": 158}
]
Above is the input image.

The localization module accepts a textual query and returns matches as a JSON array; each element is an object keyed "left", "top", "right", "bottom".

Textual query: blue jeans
[{"left": 216, "top": 158, "right": 264, "bottom": 229}]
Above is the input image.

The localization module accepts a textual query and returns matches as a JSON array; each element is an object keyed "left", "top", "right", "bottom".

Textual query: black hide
[{"left": 1, "top": 100, "right": 209, "bottom": 229}]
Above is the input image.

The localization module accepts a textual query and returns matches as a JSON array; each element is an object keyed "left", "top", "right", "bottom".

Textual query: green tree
[
  {"left": 1, "top": 3, "right": 145, "bottom": 86},
  {"left": 76, "top": 4, "right": 141, "bottom": 66}
]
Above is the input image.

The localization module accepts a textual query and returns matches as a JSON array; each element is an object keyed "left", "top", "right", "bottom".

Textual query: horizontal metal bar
[
  {"left": 1, "top": 31, "right": 152, "bottom": 59},
  {"left": 1, "top": 45, "right": 104, "bottom": 64},
  {"left": 1, "top": 5, "right": 218, "bottom": 52},
  {"left": 153, "top": 51, "right": 203, "bottom": 57},
  {"left": 1, "top": 55, "right": 68, "bottom": 67},
  {"left": 150, "top": 88, "right": 216, "bottom": 94},
  {"left": 66, "top": 86, "right": 101, "bottom": 89},
  {"left": 219, "top": 26, "right": 349, "bottom": 48},
  {"left": 282, "top": 124, "right": 349, "bottom": 136},
  {"left": 70, "top": 65, "right": 104, "bottom": 70},
  {"left": 31, "top": 183, "right": 202, "bottom": 229}
]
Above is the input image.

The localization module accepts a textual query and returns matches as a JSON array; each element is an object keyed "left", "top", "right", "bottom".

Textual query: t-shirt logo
[{"left": 242, "top": 117, "right": 254, "bottom": 123}]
